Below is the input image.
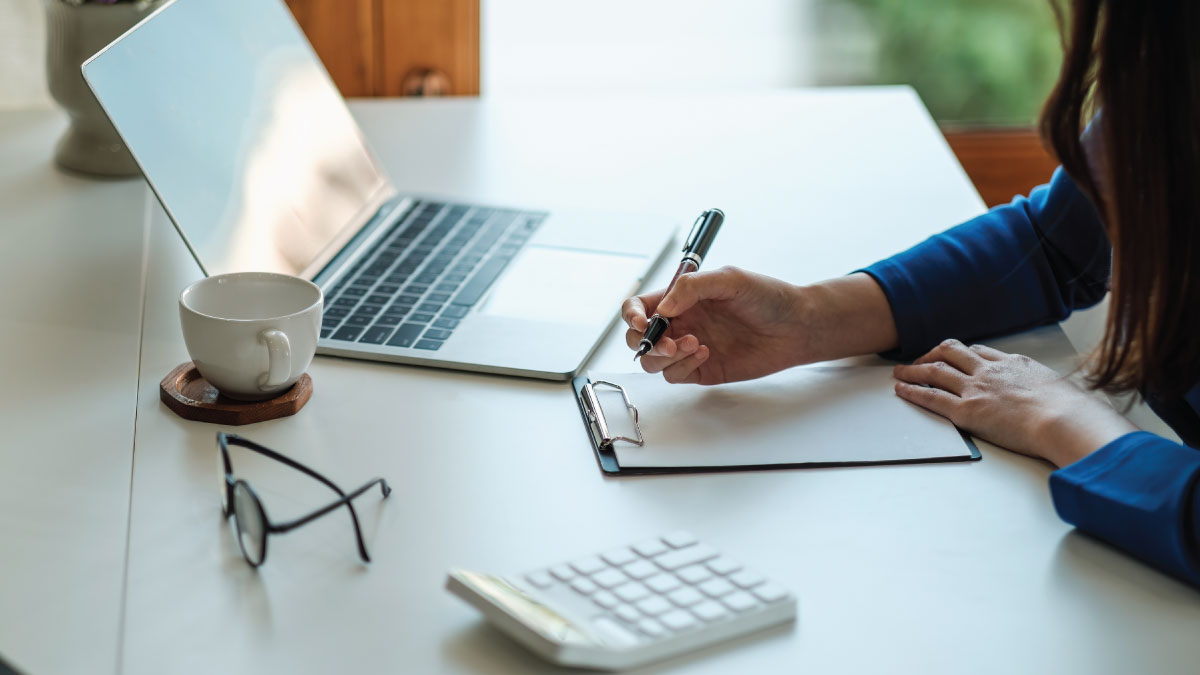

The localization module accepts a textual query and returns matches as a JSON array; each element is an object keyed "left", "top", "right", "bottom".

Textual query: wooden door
[{"left": 284, "top": 0, "right": 480, "bottom": 97}]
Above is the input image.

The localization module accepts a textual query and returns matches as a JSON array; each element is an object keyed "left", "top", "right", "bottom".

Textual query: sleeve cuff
[
  {"left": 858, "top": 260, "right": 928, "bottom": 362},
  {"left": 1050, "top": 431, "right": 1200, "bottom": 585}
]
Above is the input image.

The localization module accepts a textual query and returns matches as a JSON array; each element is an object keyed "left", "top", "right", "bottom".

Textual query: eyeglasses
[{"left": 217, "top": 432, "right": 391, "bottom": 567}]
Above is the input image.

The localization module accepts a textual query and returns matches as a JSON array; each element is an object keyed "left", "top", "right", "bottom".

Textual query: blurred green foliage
[{"left": 841, "top": 0, "right": 1063, "bottom": 124}]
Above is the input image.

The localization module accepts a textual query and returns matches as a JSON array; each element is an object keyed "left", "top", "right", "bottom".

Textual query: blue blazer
[{"left": 862, "top": 167, "right": 1200, "bottom": 586}]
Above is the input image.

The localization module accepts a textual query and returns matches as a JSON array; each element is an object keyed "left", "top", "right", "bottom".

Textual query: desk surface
[{"left": 3, "top": 89, "right": 1199, "bottom": 675}]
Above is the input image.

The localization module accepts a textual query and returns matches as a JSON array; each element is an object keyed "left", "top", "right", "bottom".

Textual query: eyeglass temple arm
[
  {"left": 274, "top": 478, "right": 392, "bottom": 562},
  {"left": 219, "top": 433, "right": 391, "bottom": 563}
]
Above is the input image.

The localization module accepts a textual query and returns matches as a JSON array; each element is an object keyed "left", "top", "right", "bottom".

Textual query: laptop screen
[{"left": 83, "top": 0, "right": 392, "bottom": 278}]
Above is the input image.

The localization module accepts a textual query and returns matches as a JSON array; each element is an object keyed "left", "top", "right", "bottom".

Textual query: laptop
[{"left": 81, "top": 0, "right": 675, "bottom": 381}]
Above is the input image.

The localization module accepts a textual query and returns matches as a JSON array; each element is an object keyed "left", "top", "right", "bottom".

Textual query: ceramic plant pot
[{"left": 43, "top": 0, "right": 156, "bottom": 176}]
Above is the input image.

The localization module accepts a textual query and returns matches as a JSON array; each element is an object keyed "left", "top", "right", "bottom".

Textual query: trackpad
[{"left": 479, "top": 246, "right": 646, "bottom": 324}]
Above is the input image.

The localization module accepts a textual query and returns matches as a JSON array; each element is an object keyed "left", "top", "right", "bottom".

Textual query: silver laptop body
[{"left": 82, "top": 0, "right": 674, "bottom": 380}]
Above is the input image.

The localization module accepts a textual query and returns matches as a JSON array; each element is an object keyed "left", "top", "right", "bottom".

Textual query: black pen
[{"left": 635, "top": 208, "right": 724, "bottom": 360}]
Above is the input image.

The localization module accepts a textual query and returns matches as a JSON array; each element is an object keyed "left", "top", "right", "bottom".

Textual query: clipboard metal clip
[{"left": 581, "top": 380, "right": 644, "bottom": 449}]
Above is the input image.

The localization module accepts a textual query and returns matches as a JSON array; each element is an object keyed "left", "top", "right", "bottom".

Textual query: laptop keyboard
[{"left": 320, "top": 200, "right": 544, "bottom": 351}]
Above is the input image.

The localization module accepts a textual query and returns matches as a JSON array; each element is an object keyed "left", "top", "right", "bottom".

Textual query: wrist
[
  {"left": 1034, "top": 406, "right": 1137, "bottom": 468},
  {"left": 794, "top": 274, "right": 899, "bottom": 363}
]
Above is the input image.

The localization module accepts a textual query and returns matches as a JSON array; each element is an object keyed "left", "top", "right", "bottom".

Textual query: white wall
[
  {"left": 482, "top": 0, "right": 825, "bottom": 95},
  {"left": 0, "top": 0, "right": 51, "bottom": 109}
]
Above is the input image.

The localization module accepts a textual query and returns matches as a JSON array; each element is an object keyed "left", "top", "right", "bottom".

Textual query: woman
[{"left": 621, "top": 0, "right": 1200, "bottom": 586}]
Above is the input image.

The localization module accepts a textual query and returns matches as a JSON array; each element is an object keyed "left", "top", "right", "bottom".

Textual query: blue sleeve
[
  {"left": 861, "top": 167, "right": 1111, "bottom": 360},
  {"left": 1051, "top": 432, "right": 1200, "bottom": 586}
]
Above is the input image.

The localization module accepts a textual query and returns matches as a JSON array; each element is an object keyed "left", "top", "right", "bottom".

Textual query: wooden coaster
[{"left": 159, "top": 362, "right": 313, "bottom": 426}]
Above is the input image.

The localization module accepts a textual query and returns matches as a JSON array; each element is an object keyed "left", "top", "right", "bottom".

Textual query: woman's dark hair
[{"left": 1041, "top": 0, "right": 1200, "bottom": 397}]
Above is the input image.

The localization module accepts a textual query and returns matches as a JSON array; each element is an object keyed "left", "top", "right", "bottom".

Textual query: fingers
[
  {"left": 620, "top": 295, "right": 652, "bottom": 332},
  {"left": 656, "top": 266, "right": 744, "bottom": 317},
  {"left": 894, "top": 381, "right": 959, "bottom": 421},
  {"left": 913, "top": 338, "right": 985, "bottom": 375},
  {"left": 969, "top": 343, "right": 1007, "bottom": 361},
  {"left": 893, "top": 361, "right": 969, "bottom": 396},
  {"left": 638, "top": 335, "right": 700, "bottom": 373},
  {"left": 661, "top": 345, "right": 710, "bottom": 384},
  {"left": 626, "top": 327, "right": 681, "bottom": 358}
]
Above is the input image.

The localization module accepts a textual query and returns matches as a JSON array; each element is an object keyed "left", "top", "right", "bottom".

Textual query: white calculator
[{"left": 445, "top": 531, "right": 797, "bottom": 670}]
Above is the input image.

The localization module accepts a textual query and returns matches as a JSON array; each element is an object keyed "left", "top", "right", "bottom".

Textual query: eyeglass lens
[{"left": 232, "top": 482, "right": 267, "bottom": 566}]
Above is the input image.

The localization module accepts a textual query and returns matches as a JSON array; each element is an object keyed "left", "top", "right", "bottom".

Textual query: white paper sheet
[{"left": 589, "top": 366, "right": 974, "bottom": 469}]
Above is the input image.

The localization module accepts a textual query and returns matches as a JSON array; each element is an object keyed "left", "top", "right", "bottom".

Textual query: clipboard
[{"left": 573, "top": 368, "right": 981, "bottom": 476}]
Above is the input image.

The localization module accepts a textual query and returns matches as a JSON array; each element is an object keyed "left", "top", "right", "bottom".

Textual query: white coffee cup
[{"left": 179, "top": 272, "right": 323, "bottom": 401}]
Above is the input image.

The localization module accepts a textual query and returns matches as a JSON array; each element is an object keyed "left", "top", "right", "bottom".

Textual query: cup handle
[{"left": 258, "top": 329, "right": 292, "bottom": 391}]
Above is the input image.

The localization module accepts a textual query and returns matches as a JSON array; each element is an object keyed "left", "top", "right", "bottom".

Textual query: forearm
[{"left": 797, "top": 272, "right": 899, "bottom": 363}]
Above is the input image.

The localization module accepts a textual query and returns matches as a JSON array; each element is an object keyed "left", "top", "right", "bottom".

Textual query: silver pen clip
[{"left": 682, "top": 211, "right": 708, "bottom": 252}]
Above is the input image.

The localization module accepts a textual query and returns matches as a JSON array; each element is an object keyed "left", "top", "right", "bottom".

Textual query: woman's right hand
[{"left": 620, "top": 267, "right": 899, "bottom": 385}]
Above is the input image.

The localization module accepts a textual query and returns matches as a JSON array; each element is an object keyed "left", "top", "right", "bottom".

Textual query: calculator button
[
  {"left": 592, "top": 591, "right": 619, "bottom": 609},
  {"left": 707, "top": 557, "right": 743, "bottom": 576},
  {"left": 635, "top": 596, "right": 672, "bottom": 616},
  {"left": 570, "top": 556, "right": 606, "bottom": 575},
  {"left": 591, "top": 568, "right": 627, "bottom": 589},
  {"left": 752, "top": 583, "right": 789, "bottom": 604},
  {"left": 614, "top": 582, "right": 651, "bottom": 603},
  {"left": 656, "top": 544, "right": 718, "bottom": 571},
  {"left": 632, "top": 539, "right": 669, "bottom": 558},
  {"left": 663, "top": 531, "right": 698, "bottom": 548},
  {"left": 677, "top": 565, "right": 713, "bottom": 585},
  {"left": 666, "top": 587, "right": 703, "bottom": 607},
  {"left": 645, "top": 573, "right": 682, "bottom": 594},
  {"left": 601, "top": 547, "right": 637, "bottom": 566},
  {"left": 692, "top": 600, "right": 730, "bottom": 622},
  {"left": 699, "top": 578, "right": 736, "bottom": 598},
  {"left": 614, "top": 604, "right": 641, "bottom": 623},
  {"left": 549, "top": 564, "right": 576, "bottom": 581},
  {"left": 570, "top": 577, "right": 598, "bottom": 595},
  {"left": 525, "top": 571, "right": 553, "bottom": 589},
  {"left": 589, "top": 616, "right": 641, "bottom": 648},
  {"left": 722, "top": 591, "right": 759, "bottom": 613},
  {"left": 729, "top": 570, "right": 765, "bottom": 589},
  {"left": 637, "top": 618, "right": 666, "bottom": 638},
  {"left": 623, "top": 560, "right": 658, "bottom": 580},
  {"left": 660, "top": 609, "right": 698, "bottom": 632}
]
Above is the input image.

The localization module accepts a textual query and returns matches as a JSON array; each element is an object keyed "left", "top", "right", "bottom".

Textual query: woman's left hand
[{"left": 892, "top": 339, "right": 1137, "bottom": 467}]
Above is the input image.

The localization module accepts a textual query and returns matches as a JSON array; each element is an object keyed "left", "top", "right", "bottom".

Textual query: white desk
[{"left": 3, "top": 89, "right": 1199, "bottom": 675}]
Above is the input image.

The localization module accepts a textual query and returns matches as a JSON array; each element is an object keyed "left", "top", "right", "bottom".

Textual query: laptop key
[
  {"left": 320, "top": 328, "right": 332, "bottom": 339},
  {"left": 346, "top": 315, "right": 372, "bottom": 326},
  {"left": 358, "top": 326, "right": 393, "bottom": 344},
  {"left": 451, "top": 257, "right": 509, "bottom": 307},
  {"left": 324, "top": 307, "right": 349, "bottom": 318},
  {"left": 404, "top": 284, "right": 429, "bottom": 295},
  {"left": 375, "top": 315, "right": 402, "bottom": 326},
  {"left": 442, "top": 305, "right": 469, "bottom": 319},
  {"left": 342, "top": 286, "right": 367, "bottom": 296},
  {"left": 357, "top": 304, "right": 383, "bottom": 316},
  {"left": 414, "top": 339, "right": 444, "bottom": 351},
  {"left": 427, "top": 292, "right": 450, "bottom": 303},
  {"left": 410, "top": 313, "right": 435, "bottom": 323},
  {"left": 418, "top": 302, "right": 443, "bottom": 314},
  {"left": 332, "top": 326, "right": 364, "bottom": 342},
  {"left": 366, "top": 294, "right": 391, "bottom": 305},
  {"left": 333, "top": 297, "right": 359, "bottom": 308},
  {"left": 375, "top": 284, "right": 399, "bottom": 294},
  {"left": 385, "top": 323, "right": 425, "bottom": 348},
  {"left": 423, "top": 328, "right": 453, "bottom": 341},
  {"left": 433, "top": 318, "right": 459, "bottom": 329},
  {"left": 435, "top": 282, "right": 459, "bottom": 293}
]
